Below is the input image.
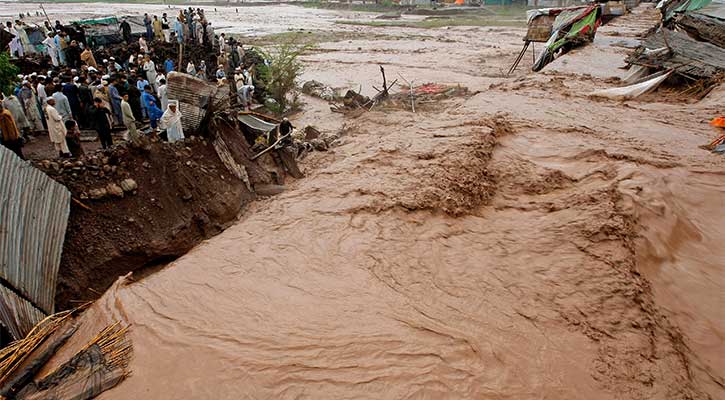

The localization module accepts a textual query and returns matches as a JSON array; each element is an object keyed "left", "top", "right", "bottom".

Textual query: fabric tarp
[
  {"left": 589, "top": 70, "right": 673, "bottom": 100},
  {"left": 238, "top": 114, "right": 277, "bottom": 134}
]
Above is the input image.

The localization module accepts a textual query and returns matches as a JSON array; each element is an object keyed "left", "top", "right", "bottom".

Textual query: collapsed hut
[{"left": 623, "top": 0, "right": 725, "bottom": 95}]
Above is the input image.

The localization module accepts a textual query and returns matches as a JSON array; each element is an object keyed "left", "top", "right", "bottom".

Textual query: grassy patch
[
  {"left": 241, "top": 30, "right": 411, "bottom": 47},
  {"left": 299, "top": 0, "right": 406, "bottom": 13},
  {"left": 337, "top": 15, "right": 526, "bottom": 29}
]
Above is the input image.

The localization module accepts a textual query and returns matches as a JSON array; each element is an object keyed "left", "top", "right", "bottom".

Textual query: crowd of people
[{"left": 1, "top": 7, "right": 259, "bottom": 160}]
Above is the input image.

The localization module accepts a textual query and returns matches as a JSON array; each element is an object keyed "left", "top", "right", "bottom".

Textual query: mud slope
[{"left": 35, "top": 132, "right": 265, "bottom": 311}]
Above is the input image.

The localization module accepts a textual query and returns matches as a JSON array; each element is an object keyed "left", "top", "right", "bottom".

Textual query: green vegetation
[
  {"left": 336, "top": 15, "right": 526, "bottom": 29},
  {"left": 243, "top": 29, "right": 413, "bottom": 47},
  {"left": 300, "top": 0, "right": 405, "bottom": 13},
  {"left": 0, "top": 52, "right": 20, "bottom": 96},
  {"left": 257, "top": 40, "right": 310, "bottom": 114}
]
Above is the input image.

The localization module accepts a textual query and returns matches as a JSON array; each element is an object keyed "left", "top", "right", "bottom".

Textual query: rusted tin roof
[{"left": 0, "top": 146, "right": 70, "bottom": 319}]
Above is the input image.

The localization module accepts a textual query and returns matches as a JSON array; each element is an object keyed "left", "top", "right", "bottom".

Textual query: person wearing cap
[
  {"left": 139, "top": 36, "right": 148, "bottom": 54},
  {"left": 42, "top": 33, "right": 59, "bottom": 67},
  {"left": 234, "top": 67, "right": 244, "bottom": 88},
  {"left": 110, "top": 57, "right": 122, "bottom": 71},
  {"left": 159, "top": 100, "right": 184, "bottom": 143},
  {"left": 238, "top": 84, "right": 254, "bottom": 111},
  {"left": 195, "top": 65, "right": 206, "bottom": 81},
  {"left": 143, "top": 55, "right": 157, "bottom": 91},
  {"left": 194, "top": 16, "right": 203, "bottom": 45},
  {"left": 90, "top": 97, "right": 113, "bottom": 149},
  {"left": 215, "top": 65, "right": 225, "bottom": 80},
  {"left": 44, "top": 98, "right": 71, "bottom": 157},
  {"left": 37, "top": 77, "right": 49, "bottom": 105},
  {"left": 108, "top": 77, "right": 123, "bottom": 126},
  {"left": 18, "top": 81, "right": 44, "bottom": 132},
  {"left": 162, "top": 13, "right": 171, "bottom": 42},
  {"left": 120, "top": 93, "right": 139, "bottom": 143},
  {"left": 0, "top": 102, "right": 24, "bottom": 159}
]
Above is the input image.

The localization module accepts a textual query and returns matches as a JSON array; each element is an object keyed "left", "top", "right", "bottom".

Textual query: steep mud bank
[
  {"left": 34, "top": 137, "right": 253, "bottom": 311},
  {"left": 34, "top": 117, "right": 289, "bottom": 311}
]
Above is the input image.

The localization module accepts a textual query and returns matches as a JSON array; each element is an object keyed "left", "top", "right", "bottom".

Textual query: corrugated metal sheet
[
  {"left": 167, "top": 72, "right": 229, "bottom": 133},
  {"left": 0, "top": 146, "right": 70, "bottom": 316},
  {"left": 0, "top": 285, "right": 46, "bottom": 339}
]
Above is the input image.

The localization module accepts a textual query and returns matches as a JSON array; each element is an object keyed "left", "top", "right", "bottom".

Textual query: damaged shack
[{"left": 626, "top": 0, "right": 725, "bottom": 88}]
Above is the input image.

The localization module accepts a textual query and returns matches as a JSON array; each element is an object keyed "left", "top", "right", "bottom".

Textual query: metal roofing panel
[
  {"left": 0, "top": 146, "right": 70, "bottom": 315},
  {"left": 167, "top": 72, "right": 230, "bottom": 134},
  {"left": 0, "top": 285, "right": 46, "bottom": 339}
]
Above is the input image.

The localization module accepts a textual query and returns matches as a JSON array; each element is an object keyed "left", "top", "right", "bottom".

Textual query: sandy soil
[{"left": 11, "top": 3, "right": 723, "bottom": 399}]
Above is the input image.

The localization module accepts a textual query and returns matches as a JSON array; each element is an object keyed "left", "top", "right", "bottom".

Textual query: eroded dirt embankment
[{"left": 35, "top": 121, "right": 279, "bottom": 311}]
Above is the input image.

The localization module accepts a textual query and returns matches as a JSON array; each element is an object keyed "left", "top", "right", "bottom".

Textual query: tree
[
  {"left": 257, "top": 40, "right": 310, "bottom": 114},
  {"left": 0, "top": 52, "right": 19, "bottom": 96}
]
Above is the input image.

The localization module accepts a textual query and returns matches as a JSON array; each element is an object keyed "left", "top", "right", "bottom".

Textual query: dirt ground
[{"left": 7, "top": 3, "right": 723, "bottom": 399}]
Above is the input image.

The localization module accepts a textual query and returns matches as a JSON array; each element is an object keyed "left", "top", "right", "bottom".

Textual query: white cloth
[
  {"left": 15, "top": 24, "right": 33, "bottom": 54},
  {"left": 45, "top": 104, "right": 69, "bottom": 154},
  {"left": 7, "top": 27, "right": 23, "bottom": 57},
  {"left": 37, "top": 84, "right": 48, "bottom": 105},
  {"left": 139, "top": 38, "right": 148, "bottom": 53},
  {"left": 159, "top": 102, "right": 184, "bottom": 143},
  {"left": 157, "top": 84, "right": 168, "bottom": 110},
  {"left": 42, "top": 37, "right": 58, "bottom": 66},
  {"left": 144, "top": 60, "right": 157, "bottom": 90}
]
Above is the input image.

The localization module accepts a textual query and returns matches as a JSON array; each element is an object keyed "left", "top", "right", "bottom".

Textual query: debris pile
[
  {"left": 510, "top": 5, "right": 602, "bottom": 74},
  {"left": 626, "top": 0, "right": 725, "bottom": 90},
  {"left": 0, "top": 308, "right": 132, "bottom": 400},
  {"left": 301, "top": 80, "right": 338, "bottom": 101}
]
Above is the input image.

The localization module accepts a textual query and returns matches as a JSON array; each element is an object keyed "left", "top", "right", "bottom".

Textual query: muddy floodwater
[{"left": 7, "top": 3, "right": 723, "bottom": 399}]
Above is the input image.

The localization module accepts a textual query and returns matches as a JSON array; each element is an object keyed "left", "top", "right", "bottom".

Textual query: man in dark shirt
[
  {"left": 77, "top": 79, "right": 93, "bottom": 129},
  {"left": 90, "top": 97, "right": 113, "bottom": 149},
  {"left": 65, "top": 40, "right": 82, "bottom": 68},
  {"left": 119, "top": 19, "right": 132, "bottom": 44},
  {"left": 62, "top": 77, "right": 82, "bottom": 125}
]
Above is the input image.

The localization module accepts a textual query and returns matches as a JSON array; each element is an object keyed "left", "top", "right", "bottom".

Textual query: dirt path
[{"left": 35, "top": 5, "right": 723, "bottom": 399}]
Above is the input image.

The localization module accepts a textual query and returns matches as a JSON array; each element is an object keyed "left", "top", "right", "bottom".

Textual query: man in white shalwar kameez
[
  {"left": 159, "top": 100, "right": 184, "bottom": 143},
  {"left": 42, "top": 33, "right": 59, "bottom": 67},
  {"left": 44, "top": 98, "right": 70, "bottom": 157}
]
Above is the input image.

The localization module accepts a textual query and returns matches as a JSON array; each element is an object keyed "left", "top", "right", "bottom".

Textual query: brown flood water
[{"left": 34, "top": 4, "right": 723, "bottom": 399}]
